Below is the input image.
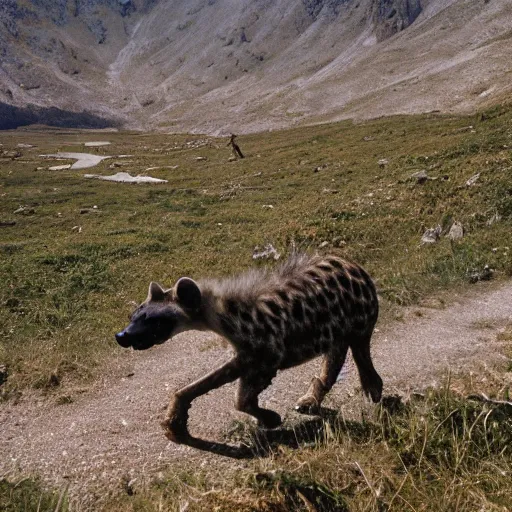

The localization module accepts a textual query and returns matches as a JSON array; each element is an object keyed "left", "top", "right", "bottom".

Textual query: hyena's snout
[
  {"left": 115, "top": 329, "right": 133, "bottom": 348},
  {"left": 115, "top": 317, "right": 173, "bottom": 350},
  {"left": 114, "top": 321, "right": 148, "bottom": 349}
]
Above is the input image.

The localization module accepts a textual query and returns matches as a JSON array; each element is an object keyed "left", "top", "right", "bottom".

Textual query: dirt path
[{"left": 1, "top": 281, "right": 511, "bottom": 504}]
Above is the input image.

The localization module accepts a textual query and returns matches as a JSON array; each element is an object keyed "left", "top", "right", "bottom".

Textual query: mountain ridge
[{"left": 1, "top": 0, "right": 511, "bottom": 133}]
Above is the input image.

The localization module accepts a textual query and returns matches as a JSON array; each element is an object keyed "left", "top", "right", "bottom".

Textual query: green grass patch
[
  {"left": 1, "top": 106, "right": 512, "bottom": 393},
  {"left": 102, "top": 383, "right": 512, "bottom": 511},
  {"left": 0, "top": 478, "right": 68, "bottom": 512}
]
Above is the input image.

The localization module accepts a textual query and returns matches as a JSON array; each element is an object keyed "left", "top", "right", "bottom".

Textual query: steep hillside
[
  {"left": 0, "top": 0, "right": 153, "bottom": 128},
  {"left": 1, "top": 0, "right": 511, "bottom": 132}
]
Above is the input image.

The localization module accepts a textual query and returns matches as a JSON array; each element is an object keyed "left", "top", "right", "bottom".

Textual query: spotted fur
[{"left": 115, "top": 253, "right": 383, "bottom": 443}]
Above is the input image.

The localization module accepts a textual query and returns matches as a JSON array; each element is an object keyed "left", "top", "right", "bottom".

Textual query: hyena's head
[{"left": 115, "top": 278, "right": 202, "bottom": 350}]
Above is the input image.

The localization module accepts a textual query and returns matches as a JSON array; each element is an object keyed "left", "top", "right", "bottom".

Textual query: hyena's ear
[
  {"left": 175, "top": 277, "right": 202, "bottom": 310},
  {"left": 147, "top": 281, "right": 168, "bottom": 302}
]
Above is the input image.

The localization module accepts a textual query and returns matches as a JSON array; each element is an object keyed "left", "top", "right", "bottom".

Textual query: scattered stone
[
  {"left": 252, "top": 244, "right": 280, "bottom": 261},
  {"left": 468, "top": 265, "right": 493, "bottom": 284},
  {"left": 17, "top": 143, "right": 34, "bottom": 148},
  {"left": 410, "top": 170, "right": 429, "bottom": 184},
  {"left": 363, "top": 136, "right": 375, "bottom": 141},
  {"left": 84, "top": 141, "right": 111, "bottom": 147},
  {"left": 145, "top": 166, "right": 178, "bottom": 171},
  {"left": 332, "top": 236, "right": 346, "bottom": 247},
  {"left": 421, "top": 225, "right": 442, "bottom": 244},
  {"left": 446, "top": 221, "right": 464, "bottom": 241},
  {"left": 1, "top": 150, "right": 21, "bottom": 159},
  {"left": 228, "top": 156, "right": 237, "bottom": 162},
  {"left": 80, "top": 208, "right": 101, "bottom": 214},
  {"left": 0, "top": 221, "right": 16, "bottom": 227},
  {"left": 196, "top": 156, "right": 207, "bottom": 161},
  {"left": 14, "top": 206, "right": 35, "bottom": 215},
  {"left": 49, "top": 164, "right": 72, "bottom": 171},
  {"left": 72, "top": 226, "right": 82, "bottom": 233},
  {"left": 319, "top": 241, "right": 329, "bottom": 248},
  {"left": 84, "top": 172, "right": 168, "bottom": 184},
  {"left": 322, "top": 188, "right": 339, "bottom": 194},
  {"left": 314, "top": 164, "right": 327, "bottom": 172},
  {"left": 378, "top": 159, "right": 389, "bottom": 168},
  {"left": 454, "top": 125, "right": 474, "bottom": 133},
  {"left": 465, "top": 173, "right": 480, "bottom": 187},
  {"left": 262, "top": 204, "right": 274, "bottom": 209},
  {"left": 487, "top": 211, "right": 501, "bottom": 226}
]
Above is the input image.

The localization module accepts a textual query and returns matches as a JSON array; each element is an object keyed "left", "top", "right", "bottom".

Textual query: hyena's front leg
[{"left": 162, "top": 358, "right": 241, "bottom": 443}]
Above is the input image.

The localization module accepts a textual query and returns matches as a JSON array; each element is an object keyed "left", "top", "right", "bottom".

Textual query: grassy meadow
[{"left": 1, "top": 105, "right": 512, "bottom": 510}]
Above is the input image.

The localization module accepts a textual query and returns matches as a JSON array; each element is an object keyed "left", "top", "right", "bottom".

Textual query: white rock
[
  {"left": 84, "top": 141, "right": 111, "bottom": 147},
  {"left": 49, "top": 164, "right": 71, "bottom": 171},
  {"left": 487, "top": 211, "right": 501, "bottom": 226},
  {"left": 421, "top": 225, "right": 442, "bottom": 244},
  {"left": 446, "top": 222, "right": 464, "bottom": 241},
  {"left": 253, "top": 244, "right": 280, "bottom": 261},
  {"left": 465, "top": 173, "right": 480, "bottom": 187},
  {"left": 84, "top": 172, "right": 168, "bottom": 184}
]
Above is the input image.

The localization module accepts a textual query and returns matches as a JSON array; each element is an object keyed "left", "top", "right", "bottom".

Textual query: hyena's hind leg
[
  {"left": 236, "top": 369, "right": 282, "bottom": 429},
  {"left": 295, "top": 342, "right": 350, "bottom": 415},
  {"left": 350, "top": 331, "right": 383, "bottom": 403}
]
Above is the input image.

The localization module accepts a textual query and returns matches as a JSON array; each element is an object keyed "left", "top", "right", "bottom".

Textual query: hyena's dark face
[{"left": 115, "top": 278, "right": 201, "bottom": 351}]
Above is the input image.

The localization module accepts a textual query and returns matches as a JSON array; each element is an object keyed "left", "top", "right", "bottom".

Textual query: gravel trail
[{"left": 0, "top": 281, "right": 510, "bottom": 504}]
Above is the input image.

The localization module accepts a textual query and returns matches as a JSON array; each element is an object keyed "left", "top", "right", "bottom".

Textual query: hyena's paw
[
  {"left": 257, "top": 409, "right": 282, "bottom": 429},
  {"left": 161, "top": 416, "right": 190, "bottom": 444},
  {"left": 162, "top": 398, "right": 191, "bottom": 443},
  {"left": 295, "top": 394, "right": 321, "bottom": 416}
]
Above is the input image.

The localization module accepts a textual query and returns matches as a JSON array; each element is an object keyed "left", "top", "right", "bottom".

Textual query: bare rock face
[
  {"left": 302, "top": 0, "right": 351, "bottom": 20},
  {"left": 0, "top": 0, "right": 510, "bottom": 133},
  {"left": 373, "top": 0, "right": 422, "bottom": 41},
  {"left": 0, "top": 0, "right": 154, "bottom": 128}
]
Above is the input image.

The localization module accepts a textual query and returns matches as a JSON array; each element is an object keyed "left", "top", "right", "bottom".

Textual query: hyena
[{"left": 115, "top": 254, "right": 383, "bottom": 443}]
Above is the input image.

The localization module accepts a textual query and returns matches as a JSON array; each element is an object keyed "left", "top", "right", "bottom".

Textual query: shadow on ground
[{"left": 177, "top": 395, "right": 404, "bottom": 459}]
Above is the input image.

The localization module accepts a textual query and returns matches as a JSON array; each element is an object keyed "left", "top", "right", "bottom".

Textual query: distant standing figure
[{"left": 227, "top": 133, "right": 245, "bottom": 159}]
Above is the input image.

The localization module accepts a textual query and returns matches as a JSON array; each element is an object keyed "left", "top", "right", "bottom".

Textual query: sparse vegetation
[
  {"left": 1, "top": 108, "right": 511, "bottom": 395},
  {"left": 0, "top": 478, "right": 68, "bottom": 512},
  {"left": 1, "top": 106, "right": 512, "bottom": 510},
  {"left": 98, "top": 378, "right": 512, "bottom": 511}
]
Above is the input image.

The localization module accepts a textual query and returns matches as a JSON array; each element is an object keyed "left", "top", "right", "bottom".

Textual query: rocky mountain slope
[{"left": 1, "top": 0, "right": 511, "bottom": 132}]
